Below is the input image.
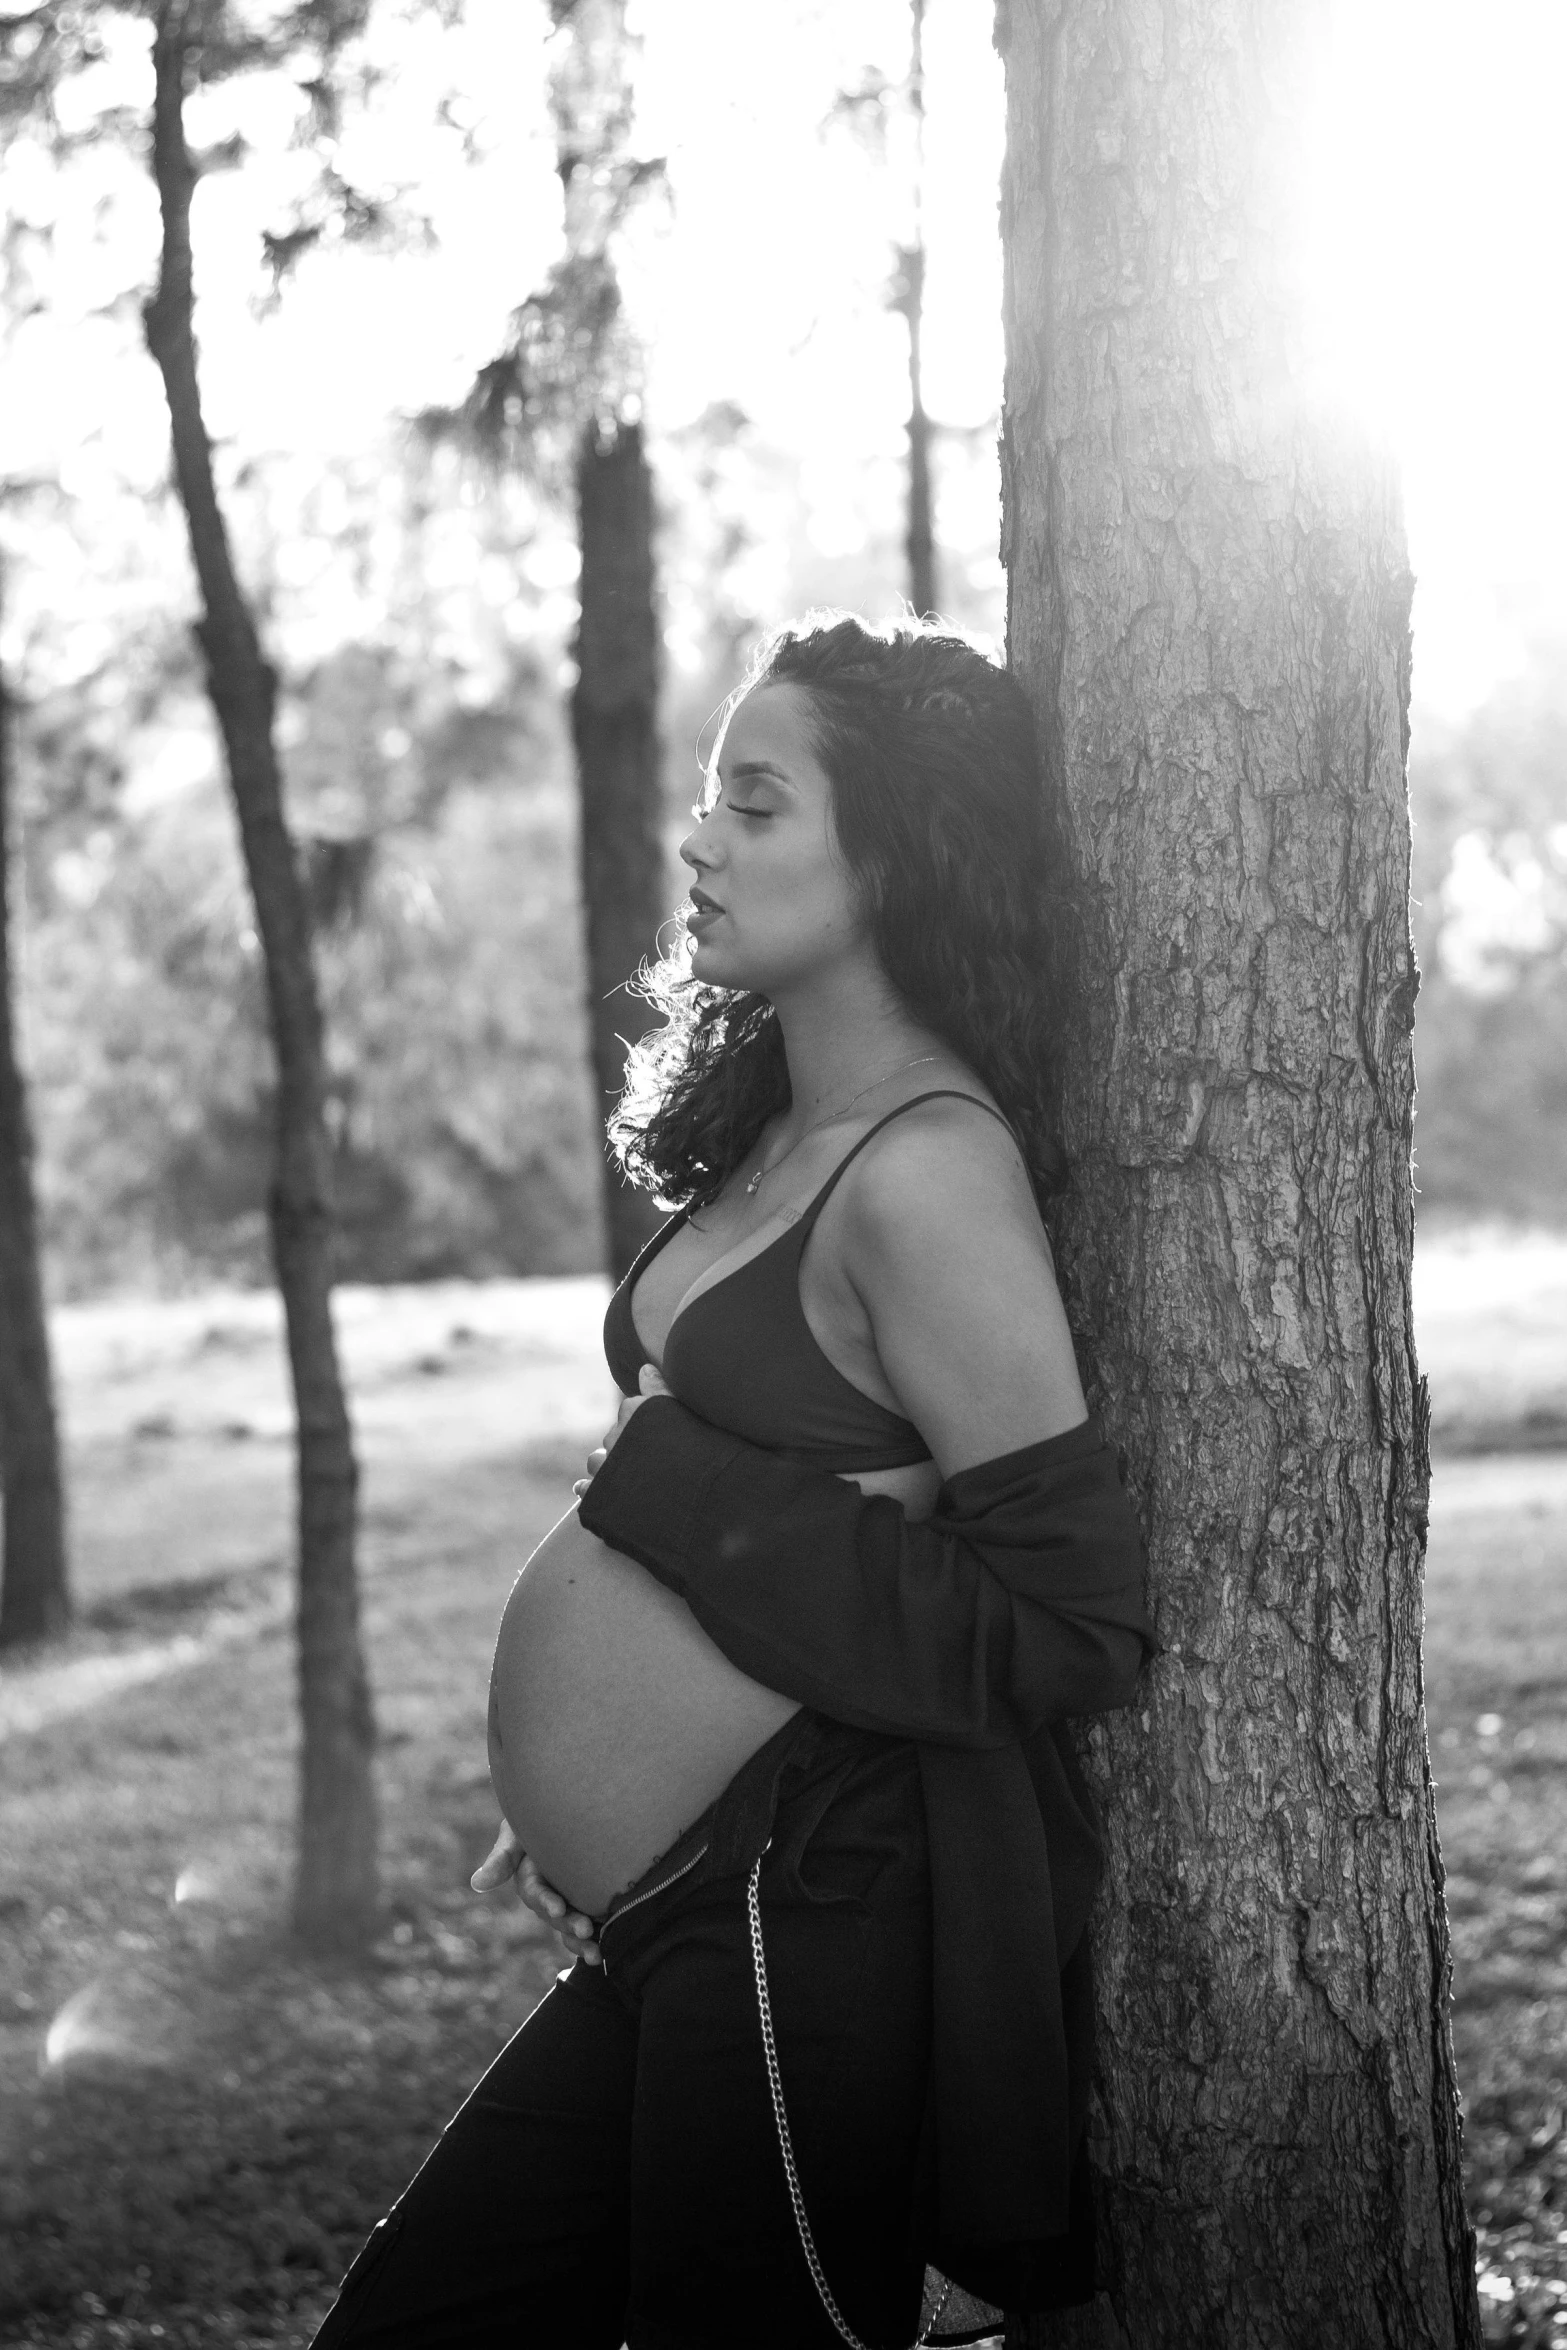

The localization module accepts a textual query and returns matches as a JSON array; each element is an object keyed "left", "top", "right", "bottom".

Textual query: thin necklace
[{"left": 743, "top": 1056, "right": 940, "bottom": 1197}]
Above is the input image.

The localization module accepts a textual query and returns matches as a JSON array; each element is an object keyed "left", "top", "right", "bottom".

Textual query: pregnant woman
[{"left": 311, "top": 615, "right": 1154, "bottom": 2350}]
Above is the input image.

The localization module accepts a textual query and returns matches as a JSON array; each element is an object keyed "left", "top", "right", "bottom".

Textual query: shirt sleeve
[{"left": 574, "top": 1397, "right": 1155, "bottom": 1748}]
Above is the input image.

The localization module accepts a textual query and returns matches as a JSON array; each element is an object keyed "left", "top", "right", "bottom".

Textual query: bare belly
[
  {"left": 488, "top": 1509, "right": 798, "bottom": 1918},
  {"left": 487, "top": 1460, "right": 939, "bottom": 1921}
]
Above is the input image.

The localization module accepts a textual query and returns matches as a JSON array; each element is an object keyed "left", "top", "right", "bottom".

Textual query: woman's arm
[{"left": 578, "top": 1404, "right": 1149, "bottom": 1744}]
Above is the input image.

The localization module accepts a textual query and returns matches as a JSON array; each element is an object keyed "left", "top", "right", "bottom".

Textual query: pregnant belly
[{"left": 488, "top": 1507, "right": 800, "bottom": 1919}]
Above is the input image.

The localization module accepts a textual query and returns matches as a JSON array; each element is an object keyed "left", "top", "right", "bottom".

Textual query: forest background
[{"left": 5, "top": 0, "right": 1564, "bottom": 1303}]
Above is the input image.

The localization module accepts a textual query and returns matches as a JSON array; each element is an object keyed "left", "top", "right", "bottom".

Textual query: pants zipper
[{"left": 599, "top": 1841, "right": 710, "bottom": 1944}]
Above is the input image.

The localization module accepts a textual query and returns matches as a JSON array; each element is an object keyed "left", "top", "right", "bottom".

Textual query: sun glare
[
  {"left": 41, "top": 1980, "right": 126, "bottom": 2074},
  {"left": 1299, "top": 0, "right": 1567, "bottom": 708}
]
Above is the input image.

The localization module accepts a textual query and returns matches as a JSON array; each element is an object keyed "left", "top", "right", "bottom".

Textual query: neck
[{"left": 769, "top": 958, "right": 942, "bottom": 1129}]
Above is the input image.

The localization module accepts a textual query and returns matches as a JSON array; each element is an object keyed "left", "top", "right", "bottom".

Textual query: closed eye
[{"left": 689, "top": 781, "right": 774, "bottom": 822}]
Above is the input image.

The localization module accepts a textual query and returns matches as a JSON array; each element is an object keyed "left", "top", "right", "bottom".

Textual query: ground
[{"left": 0, "top": 1230, "right": 1564, "bottom": 2349}]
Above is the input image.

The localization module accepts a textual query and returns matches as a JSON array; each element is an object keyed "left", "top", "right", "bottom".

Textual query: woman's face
[{"left": 678, "top": 682, "right": 870, "bottom": 997}]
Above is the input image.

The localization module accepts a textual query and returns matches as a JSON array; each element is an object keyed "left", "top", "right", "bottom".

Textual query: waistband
[{"left": 597, "top": 1710, "right": 893, "bottom": 1945}]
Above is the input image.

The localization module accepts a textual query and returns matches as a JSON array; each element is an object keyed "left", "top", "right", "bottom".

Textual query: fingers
[
  {"left": 470, "top": 1822, "right": 525, "bottom": 1893},
  {"left": 572, "top": 1441, "right": 608, "bottom": 1499},
  {"left": 576, "top": 1374, "right": 665, "bottom": 1495},
  {"left": 561, "top": 1912, "right": 602, "bottom": 1964},
  {"left": 514, "top": 1858, "right": 602, "bottom": 1964},
  {"left": 514, "top": 1854, "right": 558, "bottom": 1916}
]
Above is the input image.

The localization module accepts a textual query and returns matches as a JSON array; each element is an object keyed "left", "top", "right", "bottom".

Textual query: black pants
[{"left": 310, "top": 1722, "right": 934, "bottom": 2350}]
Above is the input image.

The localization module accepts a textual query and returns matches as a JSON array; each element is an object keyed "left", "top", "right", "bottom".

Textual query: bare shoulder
[
  {"left": 831, "top": 1090, "right": 1084, "bottom": 1467},
  {"left": 838, "top": 1092, "right": 1050, "bottom": 1269}
]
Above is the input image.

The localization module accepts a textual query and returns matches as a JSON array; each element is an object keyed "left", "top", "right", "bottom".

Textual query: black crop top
[{"left": 602, "top": 1090, "right": 1019, "bottom": 1473}]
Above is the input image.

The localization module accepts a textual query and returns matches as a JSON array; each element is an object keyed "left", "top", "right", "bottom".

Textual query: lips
[{"left": 685, "top": 888, "right": 724, "bottom": 935}]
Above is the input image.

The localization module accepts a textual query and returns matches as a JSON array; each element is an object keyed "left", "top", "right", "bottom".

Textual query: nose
[{"left": 679, "top": 816, "right": 718, "bottom": 874}]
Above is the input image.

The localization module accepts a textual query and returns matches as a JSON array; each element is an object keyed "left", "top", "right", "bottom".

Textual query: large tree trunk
[
  {"left": 573, "top": 415, "right": 665, "bottom": 1281},
  {"left": 0, "top": 655, "right": 69, "bottom": 1648},
  {"left": 143, "top": 4, "right": 376, "bottom": 1950},
  {"left": 997, "top": 2, "right": 1480, "bottom": 2345}
]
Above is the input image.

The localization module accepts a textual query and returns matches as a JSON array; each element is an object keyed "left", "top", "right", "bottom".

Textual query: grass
[
  {"left": 1422, "top": 1454, "right": 1567, "bottom": 2348},
  {"left": 1, "top": 1247, "right": 1565, "bottom": 2348},
  {"left": 0, "top": 1440, "right": 581, "bottom": 2349}
]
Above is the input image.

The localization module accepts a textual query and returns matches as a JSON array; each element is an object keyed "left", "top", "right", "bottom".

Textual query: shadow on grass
[{"left": 2, "top": 1810, "right": 566, "bottom": 2349}]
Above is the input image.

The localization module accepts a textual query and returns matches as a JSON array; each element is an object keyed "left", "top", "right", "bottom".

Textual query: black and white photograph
[{"left": 1, "top": 2, "right": 1564, "bottom": 2345}]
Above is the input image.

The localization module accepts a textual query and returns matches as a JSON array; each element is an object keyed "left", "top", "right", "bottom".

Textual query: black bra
[{"left": 602, "top": 1091, "right": 1020, "bottom": 1472}]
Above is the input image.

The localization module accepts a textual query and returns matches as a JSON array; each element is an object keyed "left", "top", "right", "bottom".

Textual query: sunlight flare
[{"left": 41, "top": 1980, "right": 127, "bottom": 2074}]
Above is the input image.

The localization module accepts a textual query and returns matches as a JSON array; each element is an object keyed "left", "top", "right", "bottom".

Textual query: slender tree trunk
[
  {"left": 904, "top": 245, "right": 937, "bottom": 620},
  {"left": 573, "top": 415, "right": 665, "bottom": 1281},
  {"left": 143, "top": 3, "right": 376, "bottom": 1950},
  {"left": 0, "top": 655, "right": 69, "bottom": 1648},
  {"left": 903, "top": 0, "right": 937, "bottom": 618},
  {"left": 997, "top": 2, "right": 1479, "bottom": 2344}
]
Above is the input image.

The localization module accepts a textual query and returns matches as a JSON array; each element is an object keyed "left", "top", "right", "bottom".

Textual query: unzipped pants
[{"left": 308, "top": 1718, "right": 935, "bottom": 2350}]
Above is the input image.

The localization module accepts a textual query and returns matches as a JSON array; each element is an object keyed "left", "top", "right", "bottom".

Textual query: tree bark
[
  {"left": 573, "top": 415, "right": 665, "bottom": 1280},
  {"left": 143, "top": 3, "right": 376, "bottom": 1950},
  {"left": 0, "top": 655, "right": 70, "bottom": 1649},
  {"left": 996, "top": 2, "right": 1480, "bottom": 2344}
]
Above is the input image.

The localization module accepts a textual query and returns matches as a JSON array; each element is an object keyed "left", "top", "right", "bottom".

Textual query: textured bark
[
  {"left": 144, "top": 4, "right": 376, "bottom": 1949},
  {"left": 0, "top": 657, "right": 69, "bottom": 1648},
  {"left": 573, "top": 416, "right": 665, "bottom": 1280},
  {"left": 996, "top": 2, "right": 1479, "bottom": 2344}
]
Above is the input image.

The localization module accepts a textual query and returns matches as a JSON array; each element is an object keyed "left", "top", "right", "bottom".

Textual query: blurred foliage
[
  {"left": 14, "top": 441, "right": 1558, "bottom": 1297},
  {"left": 7, "top": 411, "right": 610, "bottom": 1294},
  {"left": 14, "top": 626, "right": 604, "bottom": 1294},
  {"left": 1410, "top": 648, "right": 1567, "bottom": 1224}
]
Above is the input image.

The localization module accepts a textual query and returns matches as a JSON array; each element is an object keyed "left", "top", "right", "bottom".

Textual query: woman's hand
[
  {"left": 470, "top": 1822, "right": 602, "bottom": 1965},
  {"left": 573, "top": 1363, "right": 669, "bottom": 1497}
]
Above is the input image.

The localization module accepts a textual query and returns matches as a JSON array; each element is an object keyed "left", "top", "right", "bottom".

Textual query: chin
[{"left": 688, "top": 936, "right": 754, "bottom": 991}]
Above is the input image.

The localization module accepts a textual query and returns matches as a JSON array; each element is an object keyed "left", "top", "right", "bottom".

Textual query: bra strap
[{"left": 793, "top": 1089, "right": 1023, "bottom": 1236}]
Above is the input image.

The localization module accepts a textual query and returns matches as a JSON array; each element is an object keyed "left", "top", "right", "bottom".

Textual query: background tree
[
  {"left": 996, "top": 1, "right": 1480, "bottom": 2343},
  {"left": 830, "top": 0, "right": 940, "bottom": 619},
  {"left": 142, "top": 0, "right": 377, "bottom": 1951},
  {"left": 0, "top": 18, "right": 73, "bottom": 1654},
  {"left": 454, "top": 0, "right": 665, "bottom": 1281},
  {"left": 894, "top": 0, "right": 935, "bottom": 618},
  {"left": 0, "top": 621, "right": 69, "bottom": 1647},
  {"left": 0, "top": 11, "right": 86, "bottom": 1648},
  {"left": 571, "top": 401, "right": 663, "bottom": 1279}
]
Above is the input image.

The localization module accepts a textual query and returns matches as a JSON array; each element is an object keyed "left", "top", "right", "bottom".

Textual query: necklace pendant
[{"left": 745, "top": 1169, "right": 763, "bottom": 1196}]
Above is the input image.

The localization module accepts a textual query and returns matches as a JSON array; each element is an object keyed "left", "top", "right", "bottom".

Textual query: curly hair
[{"left": 610, "top": 612, "right": 1071, "bottom": 1209}]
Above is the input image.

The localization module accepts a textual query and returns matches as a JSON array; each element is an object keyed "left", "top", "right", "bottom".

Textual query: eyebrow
[{"left": 723, "top": 760, "right": 792, "bottom": 789}]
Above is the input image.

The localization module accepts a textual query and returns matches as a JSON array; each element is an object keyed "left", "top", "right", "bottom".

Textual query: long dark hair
[{"left": 611, "top": 612, "right": 1070, "bottom": 1208}]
